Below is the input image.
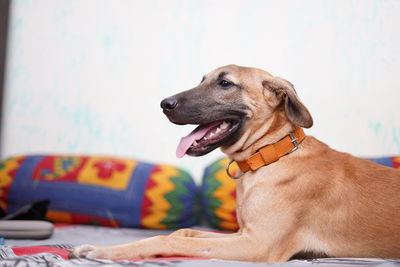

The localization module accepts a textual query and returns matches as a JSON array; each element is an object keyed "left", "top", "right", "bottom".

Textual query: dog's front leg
[
  {"left": 73, "top": 233, "right": 261, "bottom": 261},
  {"left": 169, "top": 228, "right": 239, "bottom": 238}
]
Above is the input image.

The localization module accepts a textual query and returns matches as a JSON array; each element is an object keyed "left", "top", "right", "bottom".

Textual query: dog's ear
[{"left": 263, "top": 77, "right": 313, "bottom": 128}]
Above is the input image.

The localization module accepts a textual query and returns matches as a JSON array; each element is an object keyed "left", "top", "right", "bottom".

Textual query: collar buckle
[
  {"left": 288, "top": 132, "right": 299, "bottom": 154},
  {"left": 226, "top": 160, "right": 244, "bottom": 179}
]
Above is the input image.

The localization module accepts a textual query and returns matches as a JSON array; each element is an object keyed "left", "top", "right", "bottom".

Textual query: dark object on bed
[{"left": 1, "top": 200, "right": 50, "bottom": 221}]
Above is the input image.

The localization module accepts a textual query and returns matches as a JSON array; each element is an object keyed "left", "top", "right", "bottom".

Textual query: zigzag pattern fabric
[
  {"left": 0, "top": 155, "right": 198, "bottom": 229},
  {"left": 202, "top": 158, "right": 238, "bottom": 231}
]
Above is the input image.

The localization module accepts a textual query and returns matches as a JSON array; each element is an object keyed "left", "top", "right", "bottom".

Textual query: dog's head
[{"left": 161, "top": 64, "right": 313, "bottom": 158}]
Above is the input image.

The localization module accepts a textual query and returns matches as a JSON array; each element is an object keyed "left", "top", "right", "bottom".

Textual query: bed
[{"left": 2, "top": 224, "right": 399, "bottom": 267}]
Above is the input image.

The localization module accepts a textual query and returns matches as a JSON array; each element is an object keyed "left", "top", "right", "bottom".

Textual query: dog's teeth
[
  {"left": 204, "top": 137, "right": 208, "bottom": 140},
  {"left": 209, "top": 132, "right": 215, "bottom": 138},
  {"left": 216, "top": 127, "right": 222, "bottom": 134},
  {"left": 220, "top": 121, "right": 229, "bottom": 129},
  {"left": 193, "top": 140, "right": 198, "bottom": 146}
]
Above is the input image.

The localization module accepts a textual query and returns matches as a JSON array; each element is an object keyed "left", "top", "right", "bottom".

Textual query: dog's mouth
[{"left": 176, "top": 118, "right": 242, "bottom": 158}]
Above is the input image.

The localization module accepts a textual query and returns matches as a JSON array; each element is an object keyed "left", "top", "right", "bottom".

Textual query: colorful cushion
[
  {"left": 0, "top": 155, "right": 198, "bottom": 229},
  {"left": 201, "top": 158, "right": 238, "bottom": 231},
  {"left": 201, "top": 156, "right": 400, "bottom": 231},
  {"left": 368, "top": 157, "right": 400, "bottom": 168}
]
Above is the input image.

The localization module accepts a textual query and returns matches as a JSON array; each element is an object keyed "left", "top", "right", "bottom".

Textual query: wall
[{"left": 2, "top": 0, "right": 400, "bottom": 181}]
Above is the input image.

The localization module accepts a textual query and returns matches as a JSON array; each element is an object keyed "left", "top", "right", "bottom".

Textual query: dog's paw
[{"left": 70, "top": 244, "right": 104, "bottom": 259}]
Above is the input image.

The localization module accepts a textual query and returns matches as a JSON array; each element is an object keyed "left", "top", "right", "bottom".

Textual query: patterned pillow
[
  {"left": 0, "top": 155, "right": 198, "bottom": 229},
  {"left": 368, "top": 157, "right": 400, "bottom": 168},
  {"left": 201, "top": 156, "right": 400, "bottom": 231},
  {"left": 201, "top": 158, "right": 238, "bottom": 231}
]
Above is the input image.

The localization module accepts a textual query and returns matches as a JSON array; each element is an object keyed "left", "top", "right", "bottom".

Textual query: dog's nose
[{"left": 160, "top": 97, "right": 178, "bottom": 110}]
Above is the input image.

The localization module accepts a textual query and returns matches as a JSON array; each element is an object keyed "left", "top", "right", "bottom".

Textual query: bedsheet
[{"left": 1, "top": 224, "right": 399, "bottom": 267}]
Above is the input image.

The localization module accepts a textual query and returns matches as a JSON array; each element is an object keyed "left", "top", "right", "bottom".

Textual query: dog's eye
[{"left": 218, "top": 80, "right": 232, "bottom": 88}]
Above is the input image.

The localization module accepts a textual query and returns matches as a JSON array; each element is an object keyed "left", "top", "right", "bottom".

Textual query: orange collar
[{"left": 226, "top": 128, "right": 306, "bottom": 179}]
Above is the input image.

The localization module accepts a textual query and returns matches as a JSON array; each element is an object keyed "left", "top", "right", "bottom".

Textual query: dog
[{"left": 73, "top": 64, "right": 400, "bottom": 262}]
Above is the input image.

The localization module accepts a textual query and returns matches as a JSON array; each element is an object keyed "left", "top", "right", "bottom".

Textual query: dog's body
[{"left": 73, "top": 65, "right": 400, "bottom": 262}]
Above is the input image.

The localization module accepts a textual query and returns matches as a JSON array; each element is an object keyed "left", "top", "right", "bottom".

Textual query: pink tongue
[{"left": 176, "top": 121, "right": 221, "bottom": 158}]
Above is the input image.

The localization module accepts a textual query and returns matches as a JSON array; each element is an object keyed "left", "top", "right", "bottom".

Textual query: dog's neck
[{"left": 221, "top": 112, "right": 296, "bottom": 162}]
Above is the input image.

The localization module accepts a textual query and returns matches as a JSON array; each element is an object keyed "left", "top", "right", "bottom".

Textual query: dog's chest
[
  {"left": 234, "top": 164, "right": 305, "bottom": 224},
  {"left": 235, "top": 168, "right": 283, "bottom": 213},
  {"left": 236, "top": 163, "right": 289, "bottom": 192}
]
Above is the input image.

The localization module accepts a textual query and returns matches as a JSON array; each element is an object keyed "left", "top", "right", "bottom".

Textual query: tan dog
[{"left": 73, "top": 65, "right": 400, "bottom": 262}]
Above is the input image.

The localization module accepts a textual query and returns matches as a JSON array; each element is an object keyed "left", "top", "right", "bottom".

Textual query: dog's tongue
[{"left": 176, "top": 122, "right": 221, "bottom": 158}]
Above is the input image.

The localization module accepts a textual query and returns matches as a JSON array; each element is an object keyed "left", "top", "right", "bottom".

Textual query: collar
[{"left": 226, "top": 128, "right": 306, "bottom": 179}]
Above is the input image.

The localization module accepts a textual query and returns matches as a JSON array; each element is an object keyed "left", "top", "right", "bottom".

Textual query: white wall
[{"left": 2, "top": 0, "right": 400, "bottom": 181}]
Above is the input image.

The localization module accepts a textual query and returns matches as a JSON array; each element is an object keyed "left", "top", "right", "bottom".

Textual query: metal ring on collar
[{"left": 226, "top": 160, "right": 244, "bottom": 179}]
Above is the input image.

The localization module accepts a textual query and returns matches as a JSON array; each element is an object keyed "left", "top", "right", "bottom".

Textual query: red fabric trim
[
  {"left": 129, "top": 257, "right": 207, "bottom": 262},
  {"left": 12, "top": 246, "right": 70, "bottom": 260}
]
